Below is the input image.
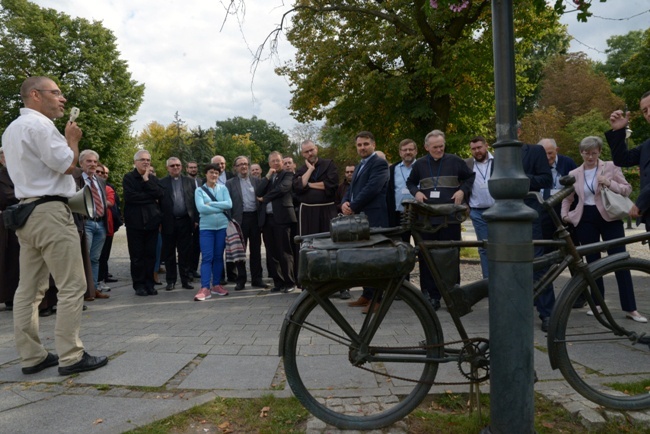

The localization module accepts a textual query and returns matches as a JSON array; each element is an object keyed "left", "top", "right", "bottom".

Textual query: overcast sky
[{"left": 31, "top": 1, "right": 650, "bottom": 135}]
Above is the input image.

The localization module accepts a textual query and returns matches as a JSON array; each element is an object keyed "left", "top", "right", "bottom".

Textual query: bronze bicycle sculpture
[{"left": 279, "top": 176, "right": 650, "bottom": 430}]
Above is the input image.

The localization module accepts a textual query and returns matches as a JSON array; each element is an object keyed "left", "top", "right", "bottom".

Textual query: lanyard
[
  {"left": 427, "top": 155, "right": 443, "bottom": 190},
  {"left": 585, "top": 163, "right": 598, "bottom": 195},
  {"left": 398, "top": 163, "right": 410, "bottom": 183},
  {"left": 475, "top": 159, "right": 491, "bottom": 183}
]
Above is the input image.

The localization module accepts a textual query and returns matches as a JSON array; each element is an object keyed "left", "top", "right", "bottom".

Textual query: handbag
[
  {"left": 600, "top": 186, "right": 634, "bottom": 220},
  {"left": 2, "top": 196, "right": 67, "bottom": 230}
]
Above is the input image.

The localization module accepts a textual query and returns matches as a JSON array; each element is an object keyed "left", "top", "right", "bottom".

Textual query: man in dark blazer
[
  {"left": 226, "top": 155, "right": 267, "bottom": 291},
  {"left": 123, "top": 150, "right": 164, "bottom": 296},
  {"left": 342, "top": 131, "right": 390, "bottom": 310},
  {"left": 606, "top": 90, "right": 650, "bottom": 228},
  {"left": 256, "top": 151, "right": 297, "bottom": 293},
  {"left": 158, "top": 157, "right": 198, "bottom": 290},
  {"left": 518, "top": 124, "right": 554, "bottom": 331},
  {"left": 186, "top": 161, "right": 203, "bottom": 279}
]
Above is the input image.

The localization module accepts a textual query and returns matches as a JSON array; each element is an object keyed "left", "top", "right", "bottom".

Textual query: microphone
[{"left": 69, "top": 107, "right": 80, "bottom": 122}]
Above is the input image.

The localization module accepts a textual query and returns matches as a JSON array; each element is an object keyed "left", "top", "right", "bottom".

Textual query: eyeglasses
[
  {"left": 168, "top": 164, "right": 181, "bottom": 168},
  {"left": 235, "top": 163, "right": 249, "bottom": 167},
  {"left": 136, "top": 158, "right": 151, "bottom": 162},
  {"left": 581, "top": 151, "right": 599, "bottom": 157},
  {"left": 96, "top": 170, "right": 105, "bottom": 175},
  {"left": 35, "top": 89, "right": 64, "bottom": 98}
]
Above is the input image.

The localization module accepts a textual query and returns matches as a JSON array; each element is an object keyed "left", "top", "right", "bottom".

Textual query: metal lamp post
[{"left": 482, "top": 0, "right": 536, "bottom": 432}]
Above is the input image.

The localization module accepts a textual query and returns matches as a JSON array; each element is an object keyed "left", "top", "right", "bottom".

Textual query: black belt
[
  {"left": 243, "top": 211, "right": 257, "bottom": 215},
  {"left": 86, "top": 216, "right": 103, "bottom": 222},
  {"left": 174, "top": 215, "right": 190, "bottom": 220},
  {"left": 471, "top": 207, "right": 490, "bottom": 211}
]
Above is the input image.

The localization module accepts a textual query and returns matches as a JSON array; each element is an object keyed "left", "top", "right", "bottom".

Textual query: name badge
[
  {"left": 248, "top": 187, "right": 255, "bottom": 192},
  {"left": 480, "top": 184, "right": 488, "bottom": 190},
  {"left": 430, "top": 191, "right": 441, "bottom": 199}
]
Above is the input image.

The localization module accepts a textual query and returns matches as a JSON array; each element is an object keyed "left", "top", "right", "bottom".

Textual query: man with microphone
[{"left": 2, "top": 76, "right": 108, "bottom": 376}]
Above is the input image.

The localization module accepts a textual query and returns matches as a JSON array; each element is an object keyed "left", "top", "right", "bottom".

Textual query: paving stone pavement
[{"left": 0, "top": 224, "right": 649, "bottom": 433}]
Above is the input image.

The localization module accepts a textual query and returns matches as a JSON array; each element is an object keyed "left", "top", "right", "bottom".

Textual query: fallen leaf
[
  {"left": 542, "top": 422, "right": 554, "bottom": 428},
  {"left": 93, "top": 419, "right": 103, "bottom": 425},
  {"left": 260, "top": 406, "right": 270, "bottom": 417},
  {"left": 218, "top": 421, "right": 230, "bottom": 429}
]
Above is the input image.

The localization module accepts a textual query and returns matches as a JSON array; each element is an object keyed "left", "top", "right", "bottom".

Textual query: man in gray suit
[{"left": 226, "top": 156, "right": 268, "bottom": 290}]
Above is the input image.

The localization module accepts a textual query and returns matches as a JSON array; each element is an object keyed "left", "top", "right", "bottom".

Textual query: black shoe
[
  {"left": 135, "top": 289, "right": 148, "bottom": 297},
  {"left": 105, "top": 277, "right": 118, "bottom": 283},
  {"left": 431, "top": 298, "right": 441, "bottom": 311},
  {"left": 5, "top": 303, "right": 13, "bottom": 311},
  {"left": 147, "top": 288, "right": 158, "bottom": 296},
  {"left": 252, "top": 281, "right": 269, "bottom": 289},
  {"left": 541, "top": 317, "right": 550, "bottom": 333},
  {"left": 220, "top": 280, "right": 228, "bottom": 286},
  {"left": 22, "top": 352, "right": 59, "bottom": 375},
  {"left": 82, "top": 305, "right": 87, "bottom": 311},
  {"left": 192, "top": 271, "right": 201, "bottom": 279},
  {"left": 58, "top": 352, "right": 108, "bottom": 375},
  {"left": 340, "top": 289, "right": 351, "bottom": 300},
  {"left": 271, "top": 286, "right": 282, "bottom": 292},
  {"left": 235, "top": 283, "right": 245, "bottom": 291},
  {"left": 39, "top": 307, "right": 55, "bottom": 317},
  {"left": 166, "top": 282, "right": 175, "bottom": 291},
  {"left": 182, "top": 283, "right": 194, "bottom": 290},
  {"left": 283, "top": 286, "right": 296, "bottom": 293}
]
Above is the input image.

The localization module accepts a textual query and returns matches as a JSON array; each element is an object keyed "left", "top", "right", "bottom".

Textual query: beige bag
[{"left": 600, "top": 186, "right": 634, "bottom": 220}]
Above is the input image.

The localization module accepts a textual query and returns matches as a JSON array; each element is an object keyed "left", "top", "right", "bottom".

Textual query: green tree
[
  {"left": 617, "top": 29, "right": 650, "bottom": 143},
  {"left": 275, "top": 0, "right": 568, "bottom": 157},
  {"left": 214, "top": 116, "right": 292, "bottom": 168},
  {"left": 0, "top": 0, "right": 144, "bottom": 171},
  {"left": 595, "top": 30, "right": 645, "bottom": 96}
]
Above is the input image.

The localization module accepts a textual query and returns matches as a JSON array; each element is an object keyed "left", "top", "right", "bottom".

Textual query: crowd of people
[{"left": 1, "top": 76, "right": 650, "bottom": 376}]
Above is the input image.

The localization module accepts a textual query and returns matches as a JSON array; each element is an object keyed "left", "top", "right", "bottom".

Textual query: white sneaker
[
  {"left": 98, "top": 282, "right": 111, "bottom": 292},
  {"left": 586, "top": 306, "right": 603, "bottom": 316}
]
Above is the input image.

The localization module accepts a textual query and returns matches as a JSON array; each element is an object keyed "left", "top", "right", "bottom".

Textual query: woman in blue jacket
[{"left": 193, "top": 163, "right": 232, "bottom": 301}]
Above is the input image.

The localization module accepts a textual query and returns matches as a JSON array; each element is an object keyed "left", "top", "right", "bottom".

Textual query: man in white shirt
[
  {"left": 2, "top": 76, "right": 108, "bottom": 376},
  {"left": 464, "top": 136, "right": 494, "bottom": 278}
]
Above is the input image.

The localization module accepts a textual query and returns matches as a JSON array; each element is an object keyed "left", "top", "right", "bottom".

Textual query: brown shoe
[
  {"left": 84, "top": 296, "right": 95, "bottom": 302},
  {"left": 348, "top": 296, "right": 370, "bottom": 307},
  {"left": 362, "top": 303, "right": 379, "bottom": 314},
  {"left": 94, "top": 290, "right": 109, "bottom": 299}
]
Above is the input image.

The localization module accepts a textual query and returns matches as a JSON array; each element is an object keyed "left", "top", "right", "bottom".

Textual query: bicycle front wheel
[
  {"left": 549, "top": 257, "right": 650, "bottom": 410},
  {"left": 282, "top": 280, "right": 443, "bottom": 430}
]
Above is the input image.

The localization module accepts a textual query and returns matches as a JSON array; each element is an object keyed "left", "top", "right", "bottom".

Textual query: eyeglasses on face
[
  {"left": 168, "top": 164, "right": 181, "bottom": 168},
  {"left": 35, "top": 89, "right": 64, "bottom": 98},
  {"left": 96, "top": 170, "right": 105, "bottom": 175},
  {"left": 136, "top": 158, "right": 151, "bottom": 162},
  {"left": 235, "top": 163, "right": 249, "bottom": 167},
  {"left": 580, "top": 151, "right": 599, "bottom": 157}
]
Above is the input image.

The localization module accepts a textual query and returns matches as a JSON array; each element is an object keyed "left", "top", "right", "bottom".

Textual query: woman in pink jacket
[{"left": 561, "top": 136, "right": 646, "bottom": 323}]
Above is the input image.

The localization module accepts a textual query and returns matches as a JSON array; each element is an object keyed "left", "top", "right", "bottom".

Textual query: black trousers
[
  {"left": 162, "top": 215, "right": 193, "bottom": 284},
  {"left": 126, "top": 227, "right": 158, "bottom": 291},
  {"left": 98, "top": 234, "right": 113, "bottom": 282},
  {"left": 418, "top": 223, "right": 461, "bottom": 301},
  {"left": 189, "top": 222, "right": 201, "bottom": 273},
  {"left": 235, "top": 212, "right": 264, "bottom": 284},
  {"left": 262, "top": 214, "right": 295, "bottom": 288}
]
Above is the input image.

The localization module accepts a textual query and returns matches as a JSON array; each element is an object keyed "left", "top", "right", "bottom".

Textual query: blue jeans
[
  {"left": 84, "top": 220, "right": 106, "bottom": 288},
  {"left": 200, "top": 229, "right": 226, "bottom": 289},
  {"left": 469, "top": 208, "right": 489, "bottom": 278}
]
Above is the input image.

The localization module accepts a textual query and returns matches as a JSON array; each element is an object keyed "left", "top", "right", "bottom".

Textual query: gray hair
[
  {"left": 579, "top": 136, "right": 603, "bottom": 153},
  {"left": 166, "top": 156, "right": 181, "bottom": 166},
  {"left": 424, "top": 129, "right": 445, "bottom": 144},
  {"left": 233, "top": 155, "right": 249, "bottom": 167},
  {"left": 134, "top": 149, "right": 150, "bottom": 161},
  {"left": 538, "top": 138, "right": 557, "bottom": 149},
  {"left": 79, "top": 149, "right": 99, "bottom": 163}
]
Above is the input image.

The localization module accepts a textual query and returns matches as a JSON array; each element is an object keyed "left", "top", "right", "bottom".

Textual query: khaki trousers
[{"left": 14, "top": 201, "right": 85, "bottom": 368}]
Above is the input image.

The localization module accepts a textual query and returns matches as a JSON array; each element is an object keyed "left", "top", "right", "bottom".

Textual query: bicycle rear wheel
[
  {"left": 549, "top": 257, "right": 650, "bottom": 410},
  {"left": 281, "top": 280, "right": 443, "bottom": 430}
]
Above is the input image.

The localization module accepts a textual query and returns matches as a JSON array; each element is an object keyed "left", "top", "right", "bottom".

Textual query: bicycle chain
[{"left": 355, "top": 337, "right": 489, "bottom": 386}]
